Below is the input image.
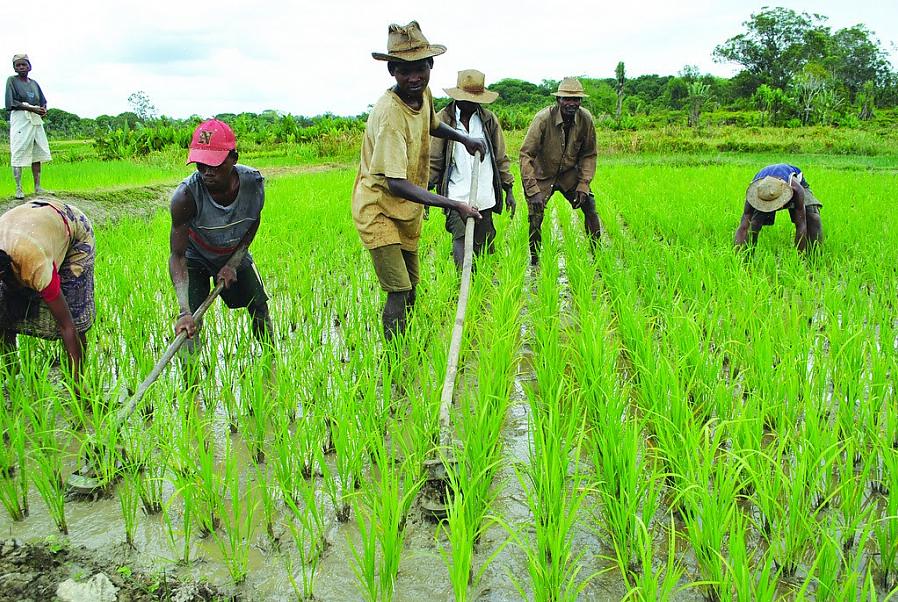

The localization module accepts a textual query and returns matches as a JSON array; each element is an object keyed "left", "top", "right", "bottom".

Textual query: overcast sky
[{"left": 6, "top": 0, "right": 897, "bottom": 119}]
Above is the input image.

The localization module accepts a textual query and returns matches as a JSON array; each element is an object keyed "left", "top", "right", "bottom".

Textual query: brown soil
[{"left": 0, "top": 538, "right": 224, "bottom": 602}]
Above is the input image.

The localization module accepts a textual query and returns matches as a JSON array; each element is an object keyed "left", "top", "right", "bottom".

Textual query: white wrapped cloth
[{"left": 9, "top": 109, "right": 51, "bottom": 167}]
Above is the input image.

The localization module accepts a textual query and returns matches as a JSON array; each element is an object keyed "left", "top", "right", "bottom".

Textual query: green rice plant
[
  {"left": 347, "top": 497, "right": 379, "bottom": 602},
  {"left": 621, "top": 515, "right": 686, "bottom": 601},
  {"left": 509, "top": 383, "right": 593, "bottom": 601},
  {"left": 117, "top": 465, "right": 141, "bottom": 548},
  {"left": 837, "top": 436, "right": 874, "bottom": 552},
  {"left": 163, "top": 469, "right": 195, "bottom": 564},
  {"left": 252, "top": 461, "right": 278, "bottom": 543},
  {"left": 25, "top": 396, "right": 67, "bottom": 534},
  {"left": 325, "top": 386, "right": 366, "bottom": 522},
  {"left": 0, "top": 407, "right": 28, "bottom": 520},
  {"left": 875, "top": 441, "right": 898, "bottom": 589},
  {"left": 364, "top": 421, "right": 423, "bottom": 602},
  {"left": 271, "top": 415, "right": 307, "bottom": 507},
  {"left": 679, "top": 425, "right": 743, "bottom": 601},
  {"left": 283, "top": 468, "right": 328, "bottom": 600},
  {"left": 801, "top": 523, "right": 844, "bottom": 601},
  {"left": 214, "top": 439, "right": 258, "bottom": 586}
]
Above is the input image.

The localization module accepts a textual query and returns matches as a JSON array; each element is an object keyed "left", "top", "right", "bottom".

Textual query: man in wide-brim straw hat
[
  {"left": 353, "top": 21, "right": 487, "bottom": 341},
  {"left": 5, "top": 54, "right": 52, "bottom": 200},
  {"left": 734, "top": 163, "right": 823, "bottom": 251},
  {"left": 429, "top": 69, "right": 516, "bottom": 269},
  {"left": 519, "top": 76, "right": 601, "bottom": 265}
]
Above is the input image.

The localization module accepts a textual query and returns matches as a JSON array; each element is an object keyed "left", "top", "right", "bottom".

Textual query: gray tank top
[{"left": 182, "top": 164, "right": 264, "bottom": 267}]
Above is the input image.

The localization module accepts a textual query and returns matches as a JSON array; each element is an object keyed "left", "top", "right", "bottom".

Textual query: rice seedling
[
  {"left": 620, "top": 515, "right": 686, "bottom": 601},
  {"left": 283, "top": 468, "right": 328, "bottom": 600},
  {"left": 25, "top": 395, "right": 68, "bottom": 534},
  {"left": 0, "top": 407, "right": 28, "bottom": 520},
  {"left": 875, "top": 441, "right": 898, "bottom": 589},
  {"left": 214, "top": 439, "right": 258, "bottom": 586}
]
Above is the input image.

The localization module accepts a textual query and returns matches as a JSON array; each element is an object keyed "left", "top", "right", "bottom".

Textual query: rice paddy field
[{"left": 0, "top": 148, "right": 897, "bottom": 601}]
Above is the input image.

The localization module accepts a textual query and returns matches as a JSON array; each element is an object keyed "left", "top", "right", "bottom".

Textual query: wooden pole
[{"left": 438, "top": 150, "right": 480, "bottom": 447}]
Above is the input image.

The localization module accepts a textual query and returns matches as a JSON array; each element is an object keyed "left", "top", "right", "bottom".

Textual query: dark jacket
[{"left": 429, "top": 102, "right": 514, "bottom": 214}]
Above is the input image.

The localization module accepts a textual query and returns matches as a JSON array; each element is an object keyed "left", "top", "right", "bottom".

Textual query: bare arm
[
  {"left": 45, "top": 293, "right": 83, "bottom": 384},
  {"left": 432, "top": 122, "right": 486, "bottom": 159},
  {"left": 791, "top": 181, "right": 808, "bottom": 252},
  {"left": 386, "top": 178, "right": 481, "bottom": 221},
  {"left": 168, "top": 185, "right": 197, "bottom": 336}
]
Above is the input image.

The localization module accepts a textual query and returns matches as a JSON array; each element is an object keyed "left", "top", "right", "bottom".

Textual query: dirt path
[{"left": 0, "top": 162, "right": 348, "bottom": 227}]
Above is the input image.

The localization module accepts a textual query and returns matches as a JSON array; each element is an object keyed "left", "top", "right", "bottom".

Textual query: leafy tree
[
  {"left": 828, "top": 25, "right": 893, "bottom": 99},
  {"left": 127, "top": 91, "right": 157, "bottom": 123},
  {"left": 858, "top": 80, "right": 876, "bottom": 120},
  {"left": 713, "top": 7, "right": 828, "bottom": 89},
  {"left": 687, "top": 81, "right": 710, "bottom": 127},
  {"left": 615, "top": 61, "right": 626, "bottom": 121}
]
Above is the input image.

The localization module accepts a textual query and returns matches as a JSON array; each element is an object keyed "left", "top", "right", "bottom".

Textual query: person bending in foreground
[
  {"left": 5, "top": 54, "right": 52, "bottom": 200},
  {"left": 429, "top": 69, "right": 516, "bottom": 269},
  {"left": 734, "top": 163, "right": 823, "bottom": 252},
  {"left": 519, "top": 77, "right": 601, "bottom": 266},
  {"left": 169, "top": 119, "right": 272, "bottom": 360},
  {"left": 0, "top": 199, "right": 95, "bottom": 392},
  {"left": 352, "top": 21, "right": 485, "bottom": 341}
]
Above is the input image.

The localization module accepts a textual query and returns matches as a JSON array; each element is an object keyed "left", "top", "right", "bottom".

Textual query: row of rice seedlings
[
  {"left": 213, "top": 438, "right": 258, "bottom": 586},
  {"left": 25, "top": 392, "right": 68, "bottom": 534},
  {"left": 0, "top": 403, "right": 29, "bottom": 520}
]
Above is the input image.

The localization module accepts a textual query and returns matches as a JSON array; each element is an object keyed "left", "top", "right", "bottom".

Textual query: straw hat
[
  {"left": 746, "top": 176, "right": 794, "bottom": 212},
  {"left": 372, "top": 21, "right": 446, "bottom": 62},
  {"left": 552, "top": 77, "right": 588, "bottom": 98},
  {"left": 443, "top": 70, "right": 498, "bottom": 104}
]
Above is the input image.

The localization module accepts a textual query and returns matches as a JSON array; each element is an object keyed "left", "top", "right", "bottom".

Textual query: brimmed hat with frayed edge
[
  {"left": 372, "top": 21, "right": 446, "bottom": 62},
  {"left": 552, "top": 77, "right": 588, "bottom": 98},
  {"left": 746, "top": 175, "right": 795, "bottom": 212},
  {"left": 444, "top": 70, "right": 498, "bottom": 104}
]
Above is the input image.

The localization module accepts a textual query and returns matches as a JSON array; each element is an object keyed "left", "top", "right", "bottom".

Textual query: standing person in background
[
  {"left": 168, "top": 119, "right": 273, "bottom": 366},
  {"left": 734, "top": 163, "right": 823, "bottom": 252},
  {"left": 0, "top": 199, "right": 95, "bottom": 394},
  {"left": 352, "top": 21, "right": 485, "bottom": 341},
  {"left": 429, "top": 69, "right": 516, "bottom": 269},
  {"left": 5, "top": 54, "right": 51, "bottom": 200},
  {"left": 519, "top": 77, "right": 600, "bottom": 266}
]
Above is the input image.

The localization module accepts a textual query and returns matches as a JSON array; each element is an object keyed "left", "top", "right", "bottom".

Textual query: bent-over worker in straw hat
[
  {"left": 5, "top": 54, "right": 52, "bottom": 200},
  {"left": 429, "top": 69, "right": 516, "bottom": 269},
  {"left": 353, "top": 21, "right": 486, "bottom": 341},
  {"left": 169, "top": 119, "right": 272, "bottom": 357},
  {"left": 0, "top": 199, "right": 95, "bottom": 393},
  {"left": 520, "top": 77, "right": 601, "bottom": 266},
  {"left": 734, "top": 163, "right": 823, "bottom": 252}
]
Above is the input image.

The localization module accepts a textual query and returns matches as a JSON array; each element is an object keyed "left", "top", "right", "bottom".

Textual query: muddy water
[{"left": 0, "top": 226, "right": 711, "bottom": 602}]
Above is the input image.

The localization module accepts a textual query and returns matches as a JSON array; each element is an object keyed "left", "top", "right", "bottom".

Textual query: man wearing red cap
[
  {"left": 168, "top": 119, "right": 272, "bottom": 354},
  {"left": 353, "top": 21, "right": 486, "bottom": 341}
]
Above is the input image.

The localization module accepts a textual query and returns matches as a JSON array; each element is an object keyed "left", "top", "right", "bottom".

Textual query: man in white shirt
[{"left": 430, "top": 69, "right": 516, "bottom": 268}]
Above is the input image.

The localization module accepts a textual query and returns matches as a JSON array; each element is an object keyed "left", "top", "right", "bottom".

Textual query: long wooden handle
[
  {"left": 115, "top": 278, "right": 226, "bottom": 423},
  {"left": 439, "top": 150, "right": 480, "bottom": 443}
]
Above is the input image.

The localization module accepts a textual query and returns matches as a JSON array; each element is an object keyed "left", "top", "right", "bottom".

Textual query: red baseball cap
[{"left": 187, "top": 119, "right": 236, "bottom": 166}]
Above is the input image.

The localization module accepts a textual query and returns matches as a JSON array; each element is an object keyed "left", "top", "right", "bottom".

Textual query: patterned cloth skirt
[{"left": 0, "top": 204, "right": 95, "bottom": 338}]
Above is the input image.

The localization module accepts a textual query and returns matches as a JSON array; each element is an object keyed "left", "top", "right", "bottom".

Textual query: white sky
[{"left": 7, "top": 0, "right": 897, "bottom": 119}]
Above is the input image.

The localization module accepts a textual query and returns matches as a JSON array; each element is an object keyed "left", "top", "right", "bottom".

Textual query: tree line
[{"left": 1, "top": 7, "right": 893, "bottom": 143}]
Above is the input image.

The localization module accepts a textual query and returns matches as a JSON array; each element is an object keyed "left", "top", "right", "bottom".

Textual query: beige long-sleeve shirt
[{"left": 519, "top": 104, "right": 597, "bottom": 199}]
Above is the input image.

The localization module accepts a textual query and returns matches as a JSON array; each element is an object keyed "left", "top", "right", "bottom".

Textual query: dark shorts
[
  {"left": 368, "top": 244, "right": 419, "bottom": 293},
  {"left": 445, "top": 207, "right": 496, "bottom": 247},
  {"left": 0, "top": 208, "right": 95, "bottom": 339},
  {"left": 187, "top": 255, "right": 269, "bottom": 312}
]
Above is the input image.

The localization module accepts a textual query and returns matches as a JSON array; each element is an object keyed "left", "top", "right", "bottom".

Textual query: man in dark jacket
[
  {"left": 520, "top": 77, "right": 600, "bottom": 265},
  {"left": 429, "top": 69, "right": 515, "bottom": 268}
]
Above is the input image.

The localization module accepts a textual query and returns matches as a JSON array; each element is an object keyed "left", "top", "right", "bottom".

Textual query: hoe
[{"left": 421, "top": 152, "right": 481, "bottom": 518}]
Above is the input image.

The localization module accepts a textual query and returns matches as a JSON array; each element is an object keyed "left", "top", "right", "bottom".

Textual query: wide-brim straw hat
[
  {"left": 746, "top": 175, "right": 794, "bottom": 212},
  {"left": 444, "top": 69, "right": 498, "bottom": 104},
  {"left": 552, "top": 77, "right": 588, "bottom": 98},
  {"left": 372, "top": 21, "right": 446, "bottom": 62}
]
